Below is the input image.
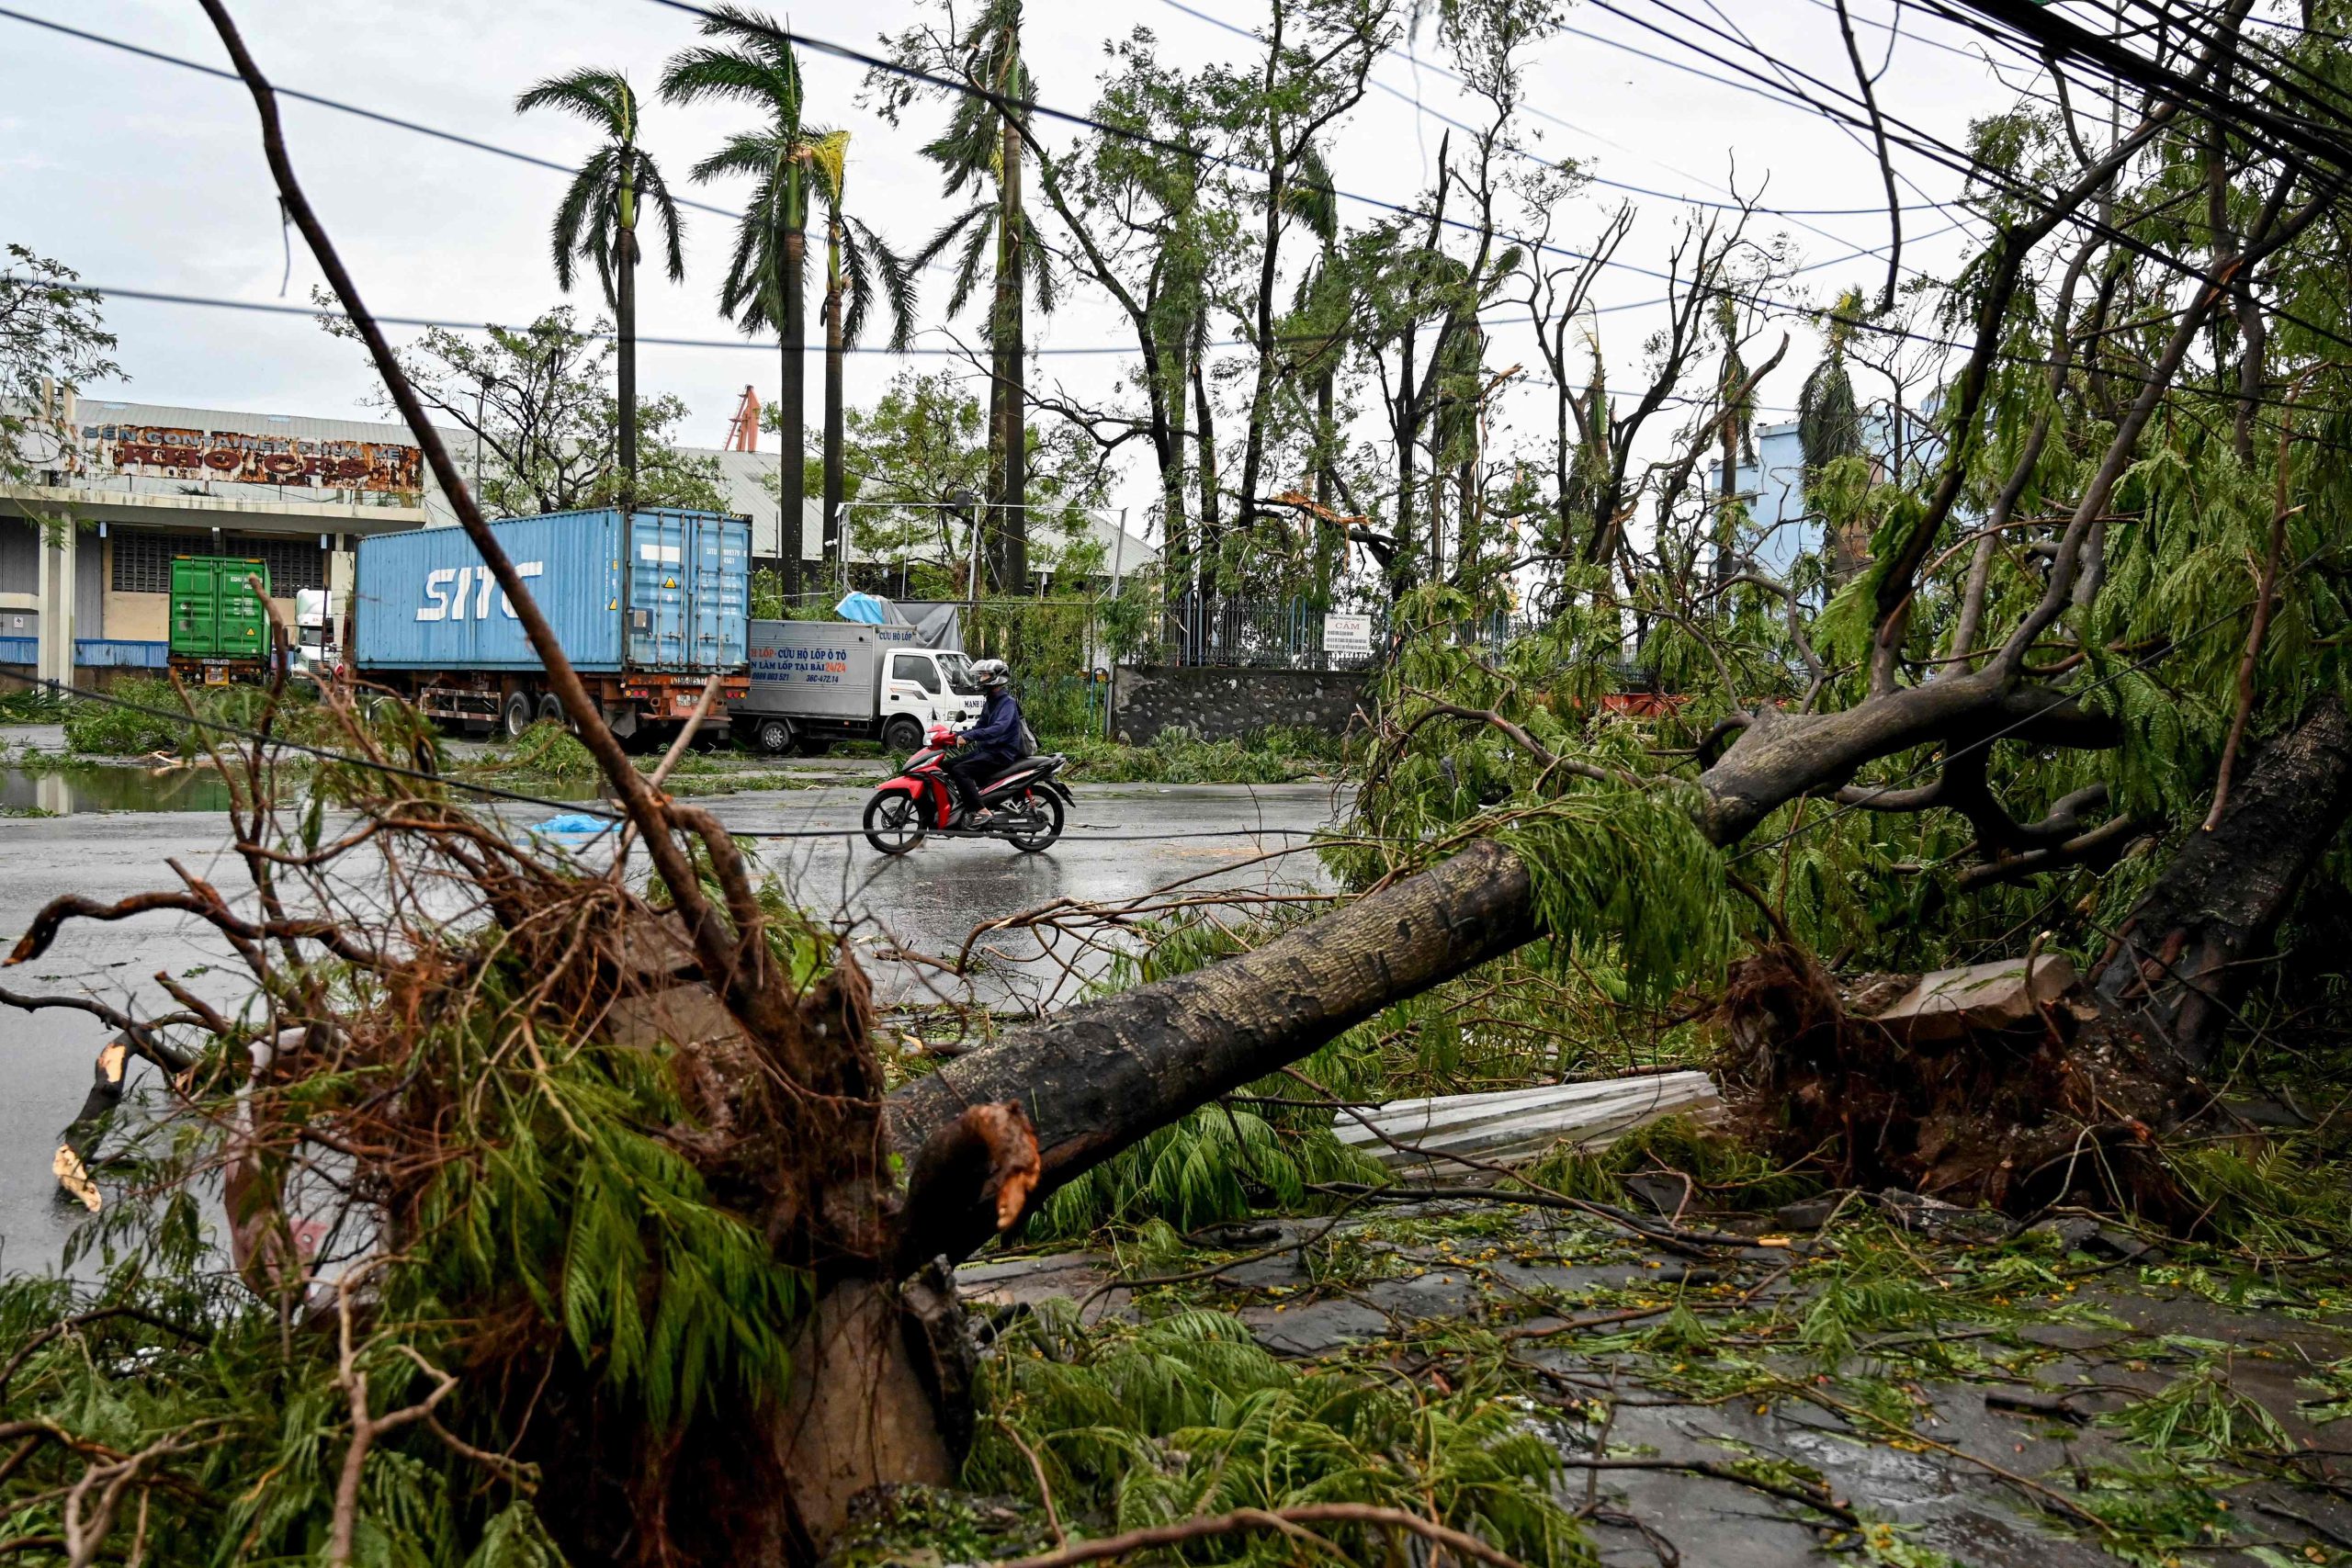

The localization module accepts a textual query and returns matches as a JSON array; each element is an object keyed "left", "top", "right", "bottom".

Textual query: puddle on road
[{"left": 1, "top": 763, "right": 237, "bottom": 816}]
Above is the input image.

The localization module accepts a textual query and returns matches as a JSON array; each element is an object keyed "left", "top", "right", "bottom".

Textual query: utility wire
[
  {"left": 51, "top": 229, "right": 2352, "bottom": 430},
  {"left": 0, "top": 5, "right": 735, "bottom": 224},
  {"left": 7, "top": 0, "right": 2266, "bottom": 381},
  {"left": 0, "top": 669, "right": 1348, "bottom": 846},
  {"left": 19, "top": 2, "right": 2351, "bottom": 441},
  {"left": 0, "top": 3, "right": 1971, "bottom": 367},
  {"left": 1161, "top": 0, "right": 1964, "bottom": 218},
  {"left": 1589, "top": 0, "right": 2352, "bottom": 369}
]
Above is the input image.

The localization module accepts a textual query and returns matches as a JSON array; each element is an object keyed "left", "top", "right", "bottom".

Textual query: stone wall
[{"left": 1111, "top": 663, "right": 1371, "bottom": 744}]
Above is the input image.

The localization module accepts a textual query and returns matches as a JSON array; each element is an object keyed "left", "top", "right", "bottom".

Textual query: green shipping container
[{"left": 169, "top": 557, "right": 272, "bottom": 660}]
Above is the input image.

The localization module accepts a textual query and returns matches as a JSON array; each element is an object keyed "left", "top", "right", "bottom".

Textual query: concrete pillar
[{"left": 35, "top": 517, "right": 75, "bottom": 688}]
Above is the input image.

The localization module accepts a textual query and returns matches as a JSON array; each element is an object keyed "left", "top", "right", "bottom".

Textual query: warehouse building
[{"left": 1, "top": 395, "right": 462, "bottom": 687}]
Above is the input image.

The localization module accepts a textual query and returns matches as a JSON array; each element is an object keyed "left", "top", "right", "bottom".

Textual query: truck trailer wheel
[
  {"left": 536, "top": 693, "right": 571, "bottom": 731},
  {"left": 502, "top": 690, "right": 535, "bottom": 740},
  {"left": 752, "top": 717, "right": 795, "bottom": 755},
  {"left": 882, "top": 716, "right": 925, "bottom": 754}
]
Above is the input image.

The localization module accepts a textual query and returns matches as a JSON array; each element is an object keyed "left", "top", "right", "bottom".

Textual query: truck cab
[{"left": 880, "top": 649, "right": 986, "bottom": 748}]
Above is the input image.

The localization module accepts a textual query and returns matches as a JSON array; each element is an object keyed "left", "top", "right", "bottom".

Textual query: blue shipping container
[{"left": 352, "top": 509, "right": 750, "bottom": 674}]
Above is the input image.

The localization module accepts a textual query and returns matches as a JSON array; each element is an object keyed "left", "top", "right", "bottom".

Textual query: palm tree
[
  {"left": 913, "top": 0, "right": 1051, "bottom": 594},
  {"left": 662, "top": 6, "right": 811, "bottom": 599},
  {"left": 1799, "top": 287, "right": 1868, "bottom": 582},
  {"left": 805, "top": 130, "right": 916, "bottom": 581},
  {"left": 514, "top": 69, "right": 684, "bottom": 504}
]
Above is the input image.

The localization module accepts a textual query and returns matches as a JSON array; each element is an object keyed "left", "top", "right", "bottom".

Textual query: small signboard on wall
[{"left": 1323, "top": 613, "right": 1374, "bottom": 657}]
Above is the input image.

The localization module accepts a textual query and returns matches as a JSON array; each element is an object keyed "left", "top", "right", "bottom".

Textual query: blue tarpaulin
[
  {"left": 532, "top": 812, "right": 618, "bottom": 849},
  {"left": 835, "top": 592, "right": 895, "bottom": 625}
]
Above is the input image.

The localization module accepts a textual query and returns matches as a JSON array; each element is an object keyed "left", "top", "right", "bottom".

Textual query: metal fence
[{"left": 1146, "top": 596, "right": 1544, "bottom": 671}]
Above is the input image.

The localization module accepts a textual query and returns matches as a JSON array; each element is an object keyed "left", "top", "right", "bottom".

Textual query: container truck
[
  {"left": 349, "top": 508, "right": 751, "bottom": 743},
  {"left": 730, "top": 618, "right": 983, "bottom": 754},
  {"left": 168, "top": 556, "right": 275, "bottom": 683}
]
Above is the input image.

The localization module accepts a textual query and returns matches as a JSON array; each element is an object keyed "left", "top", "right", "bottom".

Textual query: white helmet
[{"left": 971, "top": 658, "right": 1011, "bottom": 690}]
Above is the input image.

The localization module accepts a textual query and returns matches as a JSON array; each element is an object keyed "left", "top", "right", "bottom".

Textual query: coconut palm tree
[
  {"left": 662, "top": 6, "right": 811, "bottom": 598},
  {"left": 514, "top": 69, "right": 684, "bottom": 504},
  {"left": 804, "top": 130, "right": 916, "bottom": 579},
  {"left": 912, "top": 0, "right": 1051, "bottom": 593}
]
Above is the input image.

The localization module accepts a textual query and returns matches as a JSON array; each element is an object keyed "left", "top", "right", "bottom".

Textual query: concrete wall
[{"left": 1112, "top": 663, "right": 1371, "bottom": 744}]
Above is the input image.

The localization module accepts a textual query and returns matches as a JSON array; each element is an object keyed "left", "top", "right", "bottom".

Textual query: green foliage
[
  {"left": 0, "top": 684, "right": 69, "bottom": 724},
  {"left": 0, "top": 882, "right": 828, "bottom": 1558},
  {"left": 1062, "top": 725, "right": 1340, "bottom": 783},
  {"left": 1031, "top": 1103, "right": 1385, "bottom": 1242},
  {"left": 62, "top": 675, "right": 340, "bottom": 758},
  {"left": 467, "top": 718, "right": 603, "bottom": 783},
  {"left": 2098, "top": 1359, "right": 2290, "bottom": 1465},
  {"left": 1792, "top": 1249, "right": 1951, "bottom": 1372},
  {"left": 1, "top": 244, "right": 121, "bottom": 488},
  {"left": 2164, "top": 1141, "right": 2352, "bottom": 1259},
  {"left": 809, "top": 369, "right": 1113, "bottom": 591},
  {"left": 1522, "top": 1115, "right": 1819, "bottom": 1213},
  {"left": 1339, "top": 590, "right": 1741, "bottom": 1008},
  {"left": 970, "top": 1306, "right": 1594, "bottom": 1566}
]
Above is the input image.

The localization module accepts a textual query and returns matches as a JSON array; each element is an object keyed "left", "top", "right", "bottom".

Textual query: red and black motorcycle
[{"left": 861, "top": 723, "right": 1073, "bottom": 855}]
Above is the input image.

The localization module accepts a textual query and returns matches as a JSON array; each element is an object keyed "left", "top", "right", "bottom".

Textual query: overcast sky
[{"left": 1, "top": 0, "right": 2036, "bottom": 528}]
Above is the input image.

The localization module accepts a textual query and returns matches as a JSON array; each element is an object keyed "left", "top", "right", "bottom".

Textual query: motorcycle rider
[{"left": 946, "top": 658, "right": 1024, "bottom": 826}]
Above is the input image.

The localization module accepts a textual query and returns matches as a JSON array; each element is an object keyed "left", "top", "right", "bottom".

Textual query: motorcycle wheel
[
  {"left": 863, "top": 792, "right": 927, "bottom": 855},
  {"left": 1005, "top": 790, "right": 1064, "bottom": 853}
]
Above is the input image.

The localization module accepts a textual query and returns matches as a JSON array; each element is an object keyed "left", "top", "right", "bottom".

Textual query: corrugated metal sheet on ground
[{"left": 1332, "top": 1070, "right": 1723, "bottom": 1174}]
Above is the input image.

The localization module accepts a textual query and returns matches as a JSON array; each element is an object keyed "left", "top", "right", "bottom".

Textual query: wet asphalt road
[{"left": 0, "top": 757, "right": 1341, "bottom": 1270}]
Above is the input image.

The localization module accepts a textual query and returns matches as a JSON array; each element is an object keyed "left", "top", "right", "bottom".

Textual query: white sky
[{"left": 0, "top": 0, "right": 2037, "bottom": 532}]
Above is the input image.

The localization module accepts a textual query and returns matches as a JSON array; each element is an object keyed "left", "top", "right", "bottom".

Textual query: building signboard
[
  {"left": 1323, "top": 613, "right": 1374, "bottom": 657},
  {"left": 79, "top": 423, "right": 423, "bottom": 494}
]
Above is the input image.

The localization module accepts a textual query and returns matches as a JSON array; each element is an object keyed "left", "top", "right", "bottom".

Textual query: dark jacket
[{"left": 960, "top": 688, "right": 1025, "bottom": 761}]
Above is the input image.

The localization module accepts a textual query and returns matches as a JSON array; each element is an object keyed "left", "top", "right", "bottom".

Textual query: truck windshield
[{"left": 938, "top": 653, "right": 982, "bottom": 695}]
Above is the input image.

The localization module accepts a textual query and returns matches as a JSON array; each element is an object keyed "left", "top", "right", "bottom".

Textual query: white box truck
[{"left": 731, "top": 618, "right": 985, "bottom": 754}]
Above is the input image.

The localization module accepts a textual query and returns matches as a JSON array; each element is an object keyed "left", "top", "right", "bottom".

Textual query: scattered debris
[
  {"left": 1859, "top": 954, "right": 2082, "bottom": 1044},
  {"left": 1770, "top": 1193, "right": 1849, "bottom": 1232},
  {"left": 1875, "top": 1188, "right": 2015, "bottom": 1244},
  {"left": 51, "top": 1035, "right": 129, "bottom": 1212}
]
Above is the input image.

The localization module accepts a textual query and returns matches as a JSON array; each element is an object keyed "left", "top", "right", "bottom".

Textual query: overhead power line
[
  {"left": 0, "top": 4, "right": 752, "bottom": 220},
  {"left": 0, "top": 0, "right": 1958, "bottom": 366},
  {"left": 18, "top": 0, "right": 2348, "bottom": 427},
  {"left": 1159, "top": 0, "right": 1960, "bottom": 218}
]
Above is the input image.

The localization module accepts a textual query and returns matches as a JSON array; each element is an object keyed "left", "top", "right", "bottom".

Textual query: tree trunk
[
  {"left": 1191, "top": 310, "right": 1220, "bottom": 615},
  {"left": 887, "top": 840, "right": 1539, "bottom": 1269},
  {"left": 1714, "top": 409, "right": 1736, "bottom": 588},
  {"left": 778, "top": 196, "right": 808, "bottom": 603},
  {"left": 823, "top": 219, "right": 846, "bottom": 581},
  {"left": 989, "top": 109, "right": 1028, "bottom": 593},
  {"left": 2094, "top": 695, "right": 2352, "bottom": 1074},
  {"left": 617, "top": 220, "right": 639, "bottom": 506},
  {"left": 1162, "top": 310, "right": 1193, "bottom": 614}
]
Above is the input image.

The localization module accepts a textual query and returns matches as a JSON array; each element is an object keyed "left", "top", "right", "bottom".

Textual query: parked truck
[
  {"left": 350, "top": 508, "right": 751, "bottom": 744},
  {"left": 167, "top": 556, "right": 275, "bottom": 682},
  {"left": 730, "top": 618, "right": 983, "bottom": 754}
]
